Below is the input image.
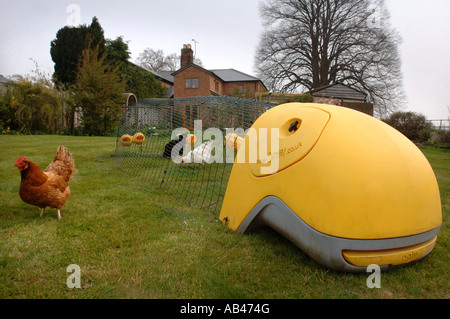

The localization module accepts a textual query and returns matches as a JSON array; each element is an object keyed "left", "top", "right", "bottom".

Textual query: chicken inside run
[{"left": 114, "top": 96, "right": 276, "bottom": 214}]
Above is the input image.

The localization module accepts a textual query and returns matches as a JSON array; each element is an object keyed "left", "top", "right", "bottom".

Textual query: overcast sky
[{"left": 1, "top": 0, "right": 449, "bottom": 120}]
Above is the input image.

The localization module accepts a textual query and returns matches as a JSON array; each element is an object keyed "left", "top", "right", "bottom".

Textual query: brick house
[{"left": 152, "top": 44, "right": 267, "bottom": 99}]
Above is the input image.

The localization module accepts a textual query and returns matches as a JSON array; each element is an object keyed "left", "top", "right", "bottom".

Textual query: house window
[{"left": 186, "top": 78, "right": 198, "bottom": 88}]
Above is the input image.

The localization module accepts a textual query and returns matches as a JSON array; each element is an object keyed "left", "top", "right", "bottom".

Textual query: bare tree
[
  {"left": 255, "top": 0, "right": 405, "bottom": 116},
  {"left": 136, "top": 49, "right": 203, "bottom": 72},
  {"left": 164, "top": 53, "right": 180, "bottom": 71},
  {"left": 136, "top": 48, "right": 167, "bottom": 72}
]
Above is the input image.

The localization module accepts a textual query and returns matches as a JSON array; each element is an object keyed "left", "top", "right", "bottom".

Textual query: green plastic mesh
[{"left": 113, "top": 96, "right": 276, "bottom": 216}]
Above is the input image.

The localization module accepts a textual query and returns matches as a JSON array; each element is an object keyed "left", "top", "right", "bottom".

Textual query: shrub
[
  {"left": 0, "top": 77, "right": 63, "bottom": 134},
  {"left": 382, "top": 111, "right": 432, "bottom": 142},
  {"left": 295, "top": 92, "right": 315, "bottom": 103},
  {"left": 430, "top": 130, "right": 450, "bottom": 148}
]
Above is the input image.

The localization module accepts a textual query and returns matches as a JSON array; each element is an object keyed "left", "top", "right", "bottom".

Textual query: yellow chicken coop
[{"left": 219, "top": 103, "right": 442, "bottom": 272}]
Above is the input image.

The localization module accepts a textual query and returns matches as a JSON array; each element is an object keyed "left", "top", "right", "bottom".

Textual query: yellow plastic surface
[
  {"left": 342, "top": 237, "right": 437, "bottom": 267},
  {"left": 219, "top": 103, "right": 442, "bottom": 240},
  {"left": 249, "top": 106, "right": 330, "bottom": 177}
]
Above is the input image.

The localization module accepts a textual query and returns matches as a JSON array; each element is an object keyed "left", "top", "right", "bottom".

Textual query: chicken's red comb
[{"left": 14, "top": 156, "right": 27, "bottom": 166}]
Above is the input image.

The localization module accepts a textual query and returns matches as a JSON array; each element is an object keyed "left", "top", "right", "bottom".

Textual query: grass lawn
[{"left": 0, "top": 135, "right": 448, "bottom": 299}]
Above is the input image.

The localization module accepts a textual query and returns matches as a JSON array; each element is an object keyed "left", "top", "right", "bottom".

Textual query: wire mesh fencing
[{"left": 111, "top": 96, "right": 276, "bottom": 216}]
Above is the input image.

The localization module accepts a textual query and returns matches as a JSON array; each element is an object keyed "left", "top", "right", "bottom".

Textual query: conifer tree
[{"left": 72, "top": 45, "right": 126, "bottom": 135}]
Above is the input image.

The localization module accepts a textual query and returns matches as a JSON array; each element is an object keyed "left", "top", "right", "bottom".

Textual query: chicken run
[
  {"left": 113, "top": 96, "right": 276, "bottom": 214},
  {"left": 111, "top": 98, "right": 443, "bottom": 271}
]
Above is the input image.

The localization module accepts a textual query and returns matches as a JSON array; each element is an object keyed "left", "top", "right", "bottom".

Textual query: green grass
[{"left": 0, "top": 135, "right": 448, "bottom": 299}]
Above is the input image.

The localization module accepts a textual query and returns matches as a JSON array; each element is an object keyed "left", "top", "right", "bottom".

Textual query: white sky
[{"left": 1, "top": 0, "right": 449, "bottom": 119}]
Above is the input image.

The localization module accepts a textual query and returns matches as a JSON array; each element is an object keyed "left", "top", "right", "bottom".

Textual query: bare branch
[{"left": 255, "top": 0, "right": 405, "bottom": 115}]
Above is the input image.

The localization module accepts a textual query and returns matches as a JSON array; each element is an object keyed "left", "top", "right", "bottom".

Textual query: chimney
[{"left": 181, "top": 44, "right": 194, "bottom": 68}]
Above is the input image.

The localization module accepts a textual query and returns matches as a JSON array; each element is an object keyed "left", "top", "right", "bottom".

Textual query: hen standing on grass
[
  {"left": 180, "top": 140, "right": 213, "bottom": 164},
  {"left": 13, "top": 145, "right": 77, "bottom": 221}
]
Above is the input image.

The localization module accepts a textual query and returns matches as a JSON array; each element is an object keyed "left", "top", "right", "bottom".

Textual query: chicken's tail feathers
[{"left": 44, "top": 145, "right": 77, "bottom": 181}]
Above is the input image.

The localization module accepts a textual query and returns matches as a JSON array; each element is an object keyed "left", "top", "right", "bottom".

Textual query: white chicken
[{"left": 180, "top": 140, "right": 213, "bottom": 164}]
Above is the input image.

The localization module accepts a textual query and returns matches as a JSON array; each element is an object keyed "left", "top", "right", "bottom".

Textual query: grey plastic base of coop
[{"left": 237, "top": 196, "right": 440, "bottom": 272}]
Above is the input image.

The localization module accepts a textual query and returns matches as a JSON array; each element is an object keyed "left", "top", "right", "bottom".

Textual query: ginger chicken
[{"left": 14, "top": 145, "right": 76, "bottom": 221}]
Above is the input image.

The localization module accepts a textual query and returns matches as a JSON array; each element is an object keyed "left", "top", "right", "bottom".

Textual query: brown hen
[{"left": 14, "top": 145, "right": 76, "bottom": 221}]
